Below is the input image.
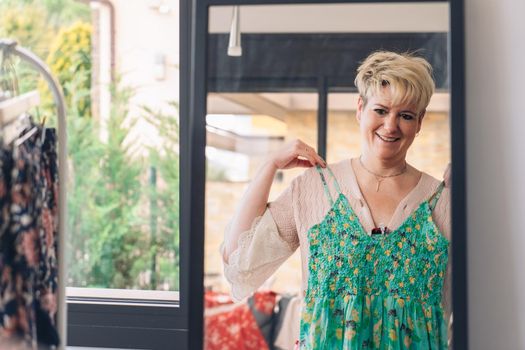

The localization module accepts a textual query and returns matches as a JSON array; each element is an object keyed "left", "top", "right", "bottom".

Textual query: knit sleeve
[
  {"left": 268, "top": 178, "right": 300, "bottom": 250},
  {"left": 220, "top": 180, "right": 300, "bottom": 302}
]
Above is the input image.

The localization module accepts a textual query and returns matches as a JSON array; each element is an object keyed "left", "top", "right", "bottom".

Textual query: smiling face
[{"left": 356, "top": 88, "right": 424, "bottom": 163}]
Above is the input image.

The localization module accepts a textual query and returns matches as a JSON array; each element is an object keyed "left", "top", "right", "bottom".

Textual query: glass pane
[
  {"left": 205, "top": 93, "right": 318, "bottom": 295},
  {"left": 63, "top": 1, "right": 181, "bottom": 294},
  {"left": 0, "top": 0, "right": 181, "bottom": 294},
  {"left": 204, "top": 2, "right": 454, "bottom": 349}
]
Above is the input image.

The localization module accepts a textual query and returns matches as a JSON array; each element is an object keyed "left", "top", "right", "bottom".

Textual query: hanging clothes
[
  {"left": 0, "top": 121, "right": 60, "bottom": 348},
  {"left": 204, "top": 290, "right": 278, "bottom": 350},
  {"left": 34, "top": 128, "right": 59, "bottom": 347}
]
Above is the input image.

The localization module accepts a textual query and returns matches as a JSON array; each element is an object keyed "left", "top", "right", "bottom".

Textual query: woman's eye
[
  {"left": 401, "top": 114, "right": 415, "bottom": 121},
  {"left": 374, "top": 109, "right": 387, "bottom": 116}
]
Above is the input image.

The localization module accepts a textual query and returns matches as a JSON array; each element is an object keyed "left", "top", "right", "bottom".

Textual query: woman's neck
[{"left": 359, "top": 153, "right": 407, "bottom": 176}]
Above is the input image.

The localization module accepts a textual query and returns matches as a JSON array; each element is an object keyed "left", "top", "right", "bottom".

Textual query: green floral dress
[{"left": 299, "top": 166, "right": 449, "bottom": 349}]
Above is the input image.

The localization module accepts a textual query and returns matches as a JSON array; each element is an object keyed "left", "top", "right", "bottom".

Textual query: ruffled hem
[
  {"left": 299, "top": 295, "right": 448, "bottom": 350},
  {"left": 221, "top": 214, "right": 264, "bottom": 271},
  {"left": 221, "top": 215, "right": 264, "bottom": 301}
]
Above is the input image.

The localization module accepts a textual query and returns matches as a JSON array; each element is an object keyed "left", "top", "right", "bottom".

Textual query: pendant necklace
[{"left": 359, "top": 156, "right": 408, "bottom": 192}]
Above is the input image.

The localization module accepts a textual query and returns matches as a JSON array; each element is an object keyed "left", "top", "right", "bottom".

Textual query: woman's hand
[
  {"left": 270, "top": 139, "right": 326, "bottom": 170},
  {"left": 443, "top": 163, "right": 451, "bottom": 188},
  {"left": 223, "top": 140, "right": 325, "bottom": 259}
]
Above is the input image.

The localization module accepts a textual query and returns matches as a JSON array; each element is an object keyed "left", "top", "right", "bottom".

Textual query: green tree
[
  {"left": 1, "top": 0, "right": 181, "bottom": 290},
  {"left": 0, "top": 1, "right": 91, "bottom": 108},
  {"left": 44, "top": 21, "right": 92, "bottom": 118},
  {"left": 67, "top": 79, "right": 147, "bottom": 289},
  {"left": 142, "top": 104, "right": 180, "bottom": 290},
  {"left": 0, "top": 0, "right": 90, "bottom": 58},
  {"left": 66, "top": 78, "right": 181, "bottom": 290},
  {"left": 0, "top": 3, "right": 54, "bottom": 58}
]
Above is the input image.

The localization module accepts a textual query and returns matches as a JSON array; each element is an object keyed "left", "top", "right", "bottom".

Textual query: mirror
[{"left": 200, "top": 2, "right": 457, "bottom": 349}]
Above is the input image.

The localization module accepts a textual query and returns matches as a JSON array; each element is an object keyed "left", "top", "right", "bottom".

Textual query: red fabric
[
  {"left": 204, "top": 291, "right": 273, "bottom": 350},
  {"left": 204, "top": 291, "right": 234, "bottom": 308},
  {"left": 205, "top": 303, "right": 269, "bottom": 350},
  {"left": 253, "top": 291, "right": 276, "bottom": 315}
]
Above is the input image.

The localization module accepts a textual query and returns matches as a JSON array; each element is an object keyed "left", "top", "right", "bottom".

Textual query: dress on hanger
[{"left": 0, "top": 124, "right": 59, "bottom": 348}]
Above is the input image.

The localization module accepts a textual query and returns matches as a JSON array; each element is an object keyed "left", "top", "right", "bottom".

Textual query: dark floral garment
[
  {"left": 299, "top": 166, "right": 449, "bottom": 350},
  {"left": 0, "top": 123, "right": 59, "bottom": 348}
]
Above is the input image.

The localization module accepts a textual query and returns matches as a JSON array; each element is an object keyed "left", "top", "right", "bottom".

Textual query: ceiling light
[{"left": 227, "top": 6, "right": 242, "bottom": 57}]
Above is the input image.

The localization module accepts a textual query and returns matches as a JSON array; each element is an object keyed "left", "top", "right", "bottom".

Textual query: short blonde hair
[{"left": 354, "top": 51, "right": 435, "bottom": 114}]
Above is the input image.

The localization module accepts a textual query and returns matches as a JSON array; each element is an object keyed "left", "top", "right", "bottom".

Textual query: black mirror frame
[{"left": 187, "top": 1, "right": 467, "bottom": 349}]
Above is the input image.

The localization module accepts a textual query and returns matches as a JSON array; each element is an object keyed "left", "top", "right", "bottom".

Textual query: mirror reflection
[{"left": 204, "top": 2, "right": 451, "bottom": 349}]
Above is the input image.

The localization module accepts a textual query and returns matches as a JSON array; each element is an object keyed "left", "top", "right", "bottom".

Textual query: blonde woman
[{"left": 222, "top": 51, "right": 451, "bottom": 349}]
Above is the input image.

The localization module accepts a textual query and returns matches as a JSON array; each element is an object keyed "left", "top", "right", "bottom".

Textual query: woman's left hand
[{"left": 443, "top": 163, "right": 451, "bottom": 188}]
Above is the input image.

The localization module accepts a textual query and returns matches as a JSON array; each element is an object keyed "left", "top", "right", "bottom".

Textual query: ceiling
[{"left": 209, "top": 3, "right": 449, "bottom": 34}]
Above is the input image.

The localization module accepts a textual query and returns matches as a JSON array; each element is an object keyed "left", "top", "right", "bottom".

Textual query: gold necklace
[{"left": 359, "top": 157, "right": 408, "bottom": 192}]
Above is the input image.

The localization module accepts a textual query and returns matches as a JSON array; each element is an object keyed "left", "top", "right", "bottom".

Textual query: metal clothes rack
[{"left": 0, "top": 39, "right": 68, "bottom": 349}]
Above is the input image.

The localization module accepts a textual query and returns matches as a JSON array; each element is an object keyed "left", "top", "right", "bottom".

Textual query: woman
[{"left": 221, "top": 51, "right": 451, "bottom": 349}]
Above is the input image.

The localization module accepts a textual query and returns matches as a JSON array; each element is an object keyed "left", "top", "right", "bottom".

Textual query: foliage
[
  {"left": 0, "top": 2, "right": 56, "bottom": 94},
  {"left": 66, "top": 77, "right": 181, "bottom": 290},
  {"left": 43, "top": 21, "right": 92, "bottom": 118},
  {"left": 0, "top": 0, "right": 90, "bottom": 58},
  {"left": 142, "top": 104, "right": 180, "bottom": 290},
  {"left": 39, "top": 0, "right": 91, "bottom": 26},
  {"left": 0, "top": 3, "right": 55, "bottom": 59},
  {"left": 67, "top": 78, "right": 146, "bottom": 289},
  {"left": 1, "top": 0, "right": 180, "bottom": 291}
]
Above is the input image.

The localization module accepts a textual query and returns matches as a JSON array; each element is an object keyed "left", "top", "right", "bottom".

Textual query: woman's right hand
[
  {"left": 223, "top": 139, "right": 325, "bottom": 260},
  {"left": 270, "top": 139, "right": 326, "bottom": 170}
]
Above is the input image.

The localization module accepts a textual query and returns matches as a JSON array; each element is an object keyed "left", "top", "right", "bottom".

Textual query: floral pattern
[
  {"left": 299, "top": 166, "right": 449, "bottom": 349},
  {"left": 204, "top": 291, "right": 277, "bottom": 350},
  {"left": 0, "top": 124, "right": 59, "bottom": 348}
]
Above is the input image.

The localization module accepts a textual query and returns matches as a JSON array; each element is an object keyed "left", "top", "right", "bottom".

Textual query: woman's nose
[{"left": 383, "top": 113, "right": 398, "bottom": 131}]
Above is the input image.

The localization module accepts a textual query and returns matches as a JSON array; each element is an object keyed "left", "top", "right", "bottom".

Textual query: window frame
[
  {"left": 192, "top": 0, "right": 467, "bottom": 350},
  {"left": 66, "top": 0, "right": 200, "bottom": 348}
]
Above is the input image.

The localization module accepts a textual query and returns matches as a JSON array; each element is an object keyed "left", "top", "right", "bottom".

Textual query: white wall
[
  {"left": 209, "top": 3, "right": 448, "bottom": 33},
  {"left": 466, "top": 0, "right": 525, "bottom": 349}
]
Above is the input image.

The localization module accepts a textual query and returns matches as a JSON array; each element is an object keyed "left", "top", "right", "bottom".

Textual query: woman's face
[{"left": 356, "top": 89, "right": 424, "bottom": 162}]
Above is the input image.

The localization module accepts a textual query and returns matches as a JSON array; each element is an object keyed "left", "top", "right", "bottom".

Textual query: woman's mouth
[{"left": 376, "top": 133, "right": 400, "bottom": 143}]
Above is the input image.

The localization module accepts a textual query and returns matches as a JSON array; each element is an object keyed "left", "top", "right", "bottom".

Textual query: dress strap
[
  {"left": 315, "top": 165, "right": 334, "bottom": 206},
  {"left": 428, "top": 181, "right": 446, "bottom": 211},
  {"left": 325, "top": 166, "right": 342, "bottom": 194},
  {"left": 315, "top": 165, "right": 343, "bottom": 207}
]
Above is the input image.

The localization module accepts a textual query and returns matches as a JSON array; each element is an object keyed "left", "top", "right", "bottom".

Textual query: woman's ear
[{"left": 356, "top": 96, "right": 364, "bottom": 124}]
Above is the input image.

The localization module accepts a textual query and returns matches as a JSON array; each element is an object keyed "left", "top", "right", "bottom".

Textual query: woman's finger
[
  {"left": 295, "top": 159, "right": 314, "bottom": 168},
  {"left": 300, "top": 143, "right": 326, "bottom": 167},
  {"left": 294, "top": 143, "right": 316, "bottom": 166}
]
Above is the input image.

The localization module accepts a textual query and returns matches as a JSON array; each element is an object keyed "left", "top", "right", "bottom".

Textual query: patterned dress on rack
[
  {"left": 34, "top": 128, "right": 59, "bottom": 346},
  {"left": 0, "top": 125, "right": 59, "bottom": 348},
  {"left": 0, "top": 130, "right": 42, "bottom": 347},
  {"left": 299, "top": 166, "right": 449, "bottom": 349}
]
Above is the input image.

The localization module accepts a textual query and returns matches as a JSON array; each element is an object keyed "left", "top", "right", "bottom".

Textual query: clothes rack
[
  {"left": 0, "top": 90, "right": 40, "bottom": 124},
  {"left": 0, "top": 39, "right": 67, "bottom": 349}
]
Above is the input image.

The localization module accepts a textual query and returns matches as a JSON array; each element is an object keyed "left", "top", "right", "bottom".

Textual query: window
[
  {"left": 0, "top": 0, "right": 193, "bottom": 348},
  {"left": 204, "top": 94, "right": 319, "bottom": 297}
]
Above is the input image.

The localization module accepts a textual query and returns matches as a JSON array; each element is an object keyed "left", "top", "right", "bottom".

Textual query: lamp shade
[{"left": 227, "top": 6, "right": 242, "bottom": 57}]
